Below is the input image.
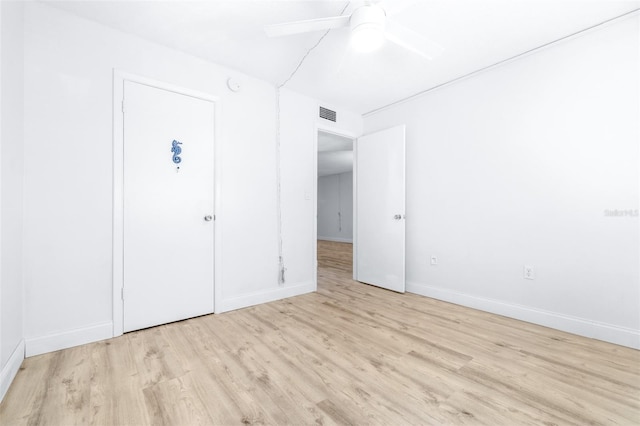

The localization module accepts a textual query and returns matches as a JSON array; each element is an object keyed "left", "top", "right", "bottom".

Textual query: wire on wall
[
  {"left": 337, "top": 173, "right": 342, "bottom": 232},
  {"left": 275, "top": 88, "right": 286, "bottom": 284},
  {"left": 274, "top": 1, "right": 350, "bottom": 284}
]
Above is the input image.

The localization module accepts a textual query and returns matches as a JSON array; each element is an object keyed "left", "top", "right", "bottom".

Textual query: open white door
[
  {"left": 355, "top": 125, "right": 406, "bottom": 292},
  {"left": 123, "top": 81, "right": 215, "bottom": 332}
]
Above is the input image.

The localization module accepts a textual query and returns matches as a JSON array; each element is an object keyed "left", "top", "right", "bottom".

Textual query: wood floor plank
[
  {"left": 90, "top": 335, "right": 150, "bottom": 426},
  {"left": 0, "top": 352, "right": 55, "bottom": 425},
  {"left": 142, "top": 372, "right": 217, "bottom": 426},
  {"left": 1, "top": 240, "right": 638, "bottom": 425},
  {"left": 129, "top": 326, "right": 187, "bottom": 388}
]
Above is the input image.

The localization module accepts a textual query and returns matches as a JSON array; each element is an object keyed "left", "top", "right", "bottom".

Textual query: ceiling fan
[{"left": 264, "top": 0, "right": 443, "bottom": 59}]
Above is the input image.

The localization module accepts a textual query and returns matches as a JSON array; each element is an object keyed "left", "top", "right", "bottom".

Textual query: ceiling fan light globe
[{"left": 351, "top": 24, "right": 386, "bottom": 52}]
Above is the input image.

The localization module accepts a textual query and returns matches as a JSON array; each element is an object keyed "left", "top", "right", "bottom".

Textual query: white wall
[
  {"left": 364, "top": 15, "right": 640, "bottom": 348},
  {"left": 21, "top": 2, "right": 340, "bottom": 356},
  {"left": 279, "top": 88, "right": 361, "bottom": 289},
  {"left": 318, "top": 171, "right": 353, "bottom": 243},
  {"left": 0, "top": 0, "right": 25, "bottom": 402}
]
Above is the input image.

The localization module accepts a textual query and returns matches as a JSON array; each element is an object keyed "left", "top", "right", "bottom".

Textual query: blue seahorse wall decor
[{"left": 171, "top": 140, "right": 182, "bottom": 164}]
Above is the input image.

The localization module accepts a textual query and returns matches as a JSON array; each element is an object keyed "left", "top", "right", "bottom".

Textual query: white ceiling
[
  {"left": 45, "top": 0, "right": 639, "bottom": 114},
  {"left": 318, "top": 131, "right": 353, "bottom": 176},
  {"left": 318, "top": 130, "right": 353, "bottom": 152}
]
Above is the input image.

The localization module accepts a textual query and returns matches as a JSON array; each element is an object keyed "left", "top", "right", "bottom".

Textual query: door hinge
[
  {"left": 121, "top": 287, "right": 124, "bottom": 300},
  {"left": 121, "top": 99, "right": 125, "bottom": 113}
]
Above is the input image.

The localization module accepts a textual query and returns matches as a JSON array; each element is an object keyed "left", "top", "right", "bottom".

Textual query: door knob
[{"left": 204, "top": 215, "right": 213, "bottom": 222}]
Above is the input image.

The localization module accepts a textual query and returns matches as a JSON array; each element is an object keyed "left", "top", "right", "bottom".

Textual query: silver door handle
[{"left": 204, "top": 215, "right": 213, "bottom": 222}]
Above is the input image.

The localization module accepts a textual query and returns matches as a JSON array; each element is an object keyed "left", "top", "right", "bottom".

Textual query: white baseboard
[
  {"left": 25, "top": 321, "right": 113, "bottom": 357},
  {"left": 217, "top": 281, "right": 315, "bottom": 313},
  {"left": 318, "top": 237, "right": 353, "bottom": 243},
  {"left": 406, "top": 281, "right": 640, "bottom": 350},
  {"left": 0, "top": 339, "right": 25, "bottom": 403}
]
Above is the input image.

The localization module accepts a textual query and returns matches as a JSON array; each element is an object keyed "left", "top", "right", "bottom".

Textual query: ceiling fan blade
[
  {"left": 264, "top": 15, "right": 350, "bottom": 38},
  {"left": 385, "top": 19, "right": 444, "bottom": 60},
  {"left": 377, "top": 0, "right": 419, "bottom": 17}
]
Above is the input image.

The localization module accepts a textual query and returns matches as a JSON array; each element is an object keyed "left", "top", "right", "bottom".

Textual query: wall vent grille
[{"left": 319, "top": 106, "right": 337, "bottom": 122}]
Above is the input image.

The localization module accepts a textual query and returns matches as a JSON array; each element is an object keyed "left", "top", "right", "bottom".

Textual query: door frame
[
  {"left": 112, "top": 70, "right": 220, "bottom": 337},
  {"left": 314, "top": 125, "right": 358, "bottom": 282}
]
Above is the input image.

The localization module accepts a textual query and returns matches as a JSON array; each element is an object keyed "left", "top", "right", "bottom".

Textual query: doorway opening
[{"left": 316, "top": 130, "right": 354, "bottom": 276}]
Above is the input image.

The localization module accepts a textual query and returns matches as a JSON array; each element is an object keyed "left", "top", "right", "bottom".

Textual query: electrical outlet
[
  {"left": 524, "top": 265, "right": 535, "bottom": 280},
  {"left": 430, "top": 256, "right": 438, "bottom": 265}
]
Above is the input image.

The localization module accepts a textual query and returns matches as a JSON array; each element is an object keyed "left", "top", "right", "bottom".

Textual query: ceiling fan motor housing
[
  {"left": 350, "top": 5, "right": 387, "bottom": 51},
  {"left": 350, "top": 4, "right": 386, "bottom": 33}
]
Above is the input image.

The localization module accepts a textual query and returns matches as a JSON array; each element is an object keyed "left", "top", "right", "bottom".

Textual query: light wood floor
[{"left": 1, "top": 241, "right": 639, "bottom": 425}]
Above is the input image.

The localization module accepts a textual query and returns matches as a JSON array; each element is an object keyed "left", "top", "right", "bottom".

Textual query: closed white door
[
  {"left": 123, "top": 81, "right": 215, "bottom": 332},
  {"left": 355, "top": 125, "right": 406, "bottom": 292}
]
